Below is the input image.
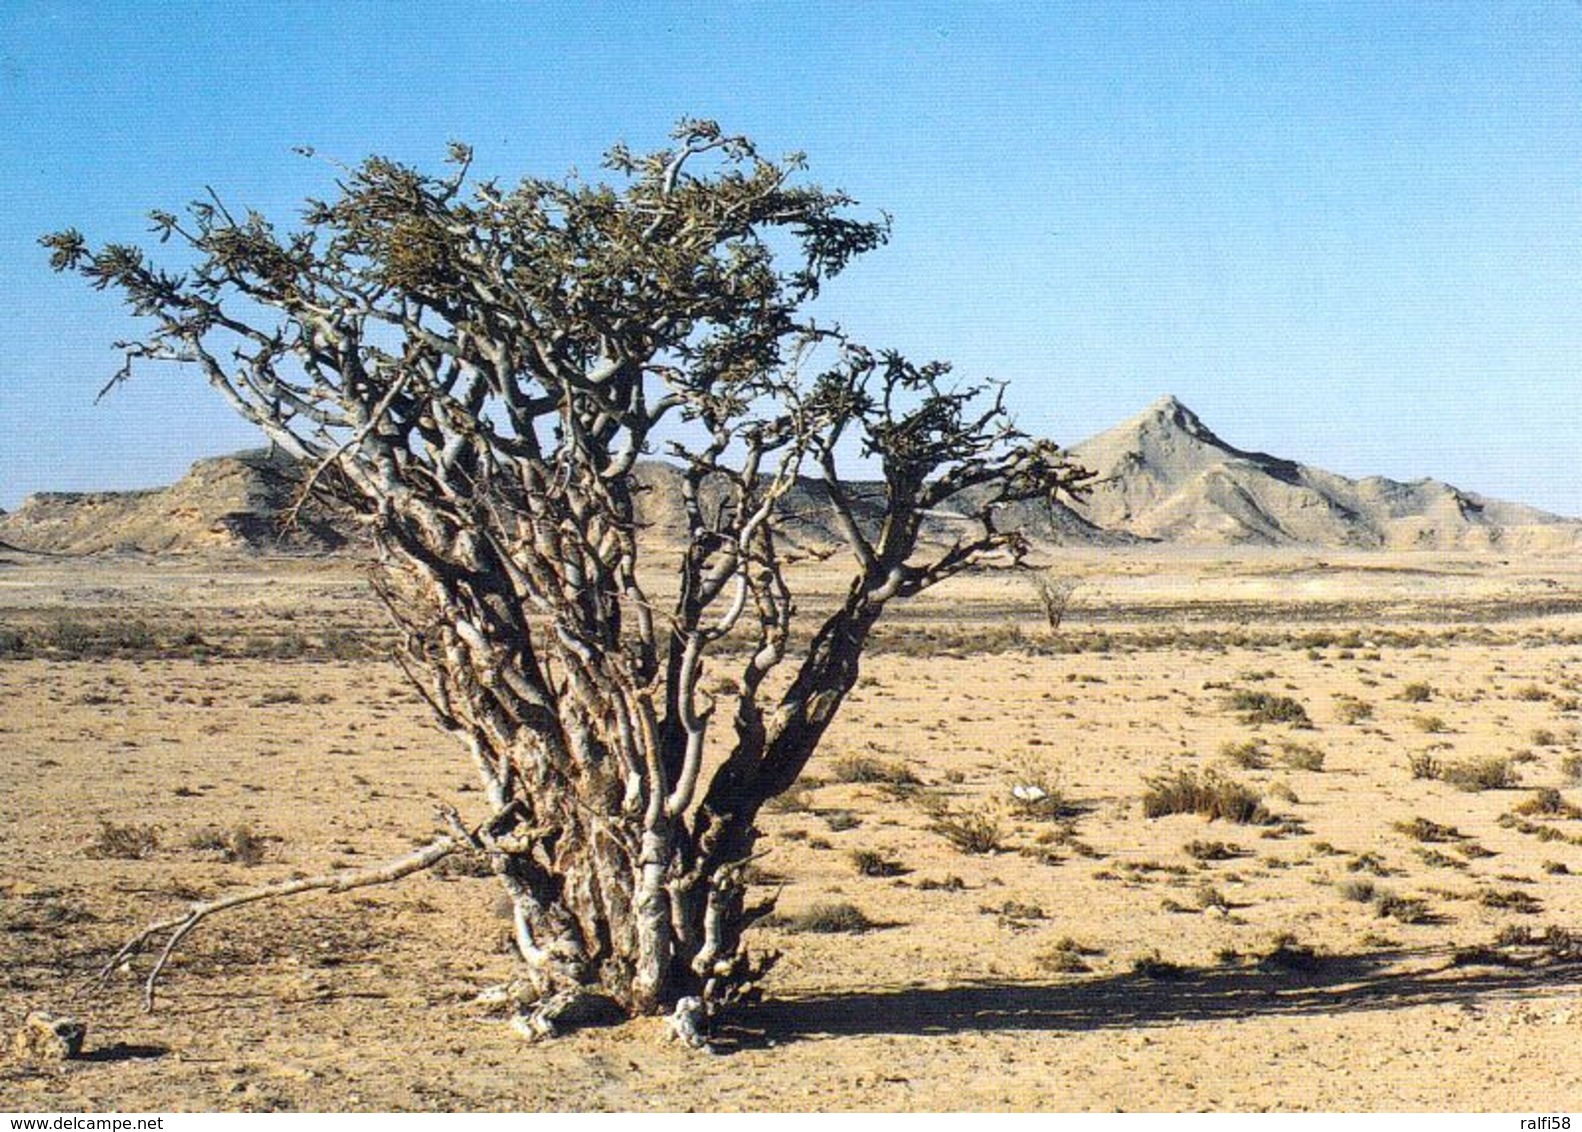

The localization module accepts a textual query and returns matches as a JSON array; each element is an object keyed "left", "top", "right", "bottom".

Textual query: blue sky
[{"left": 2, "top": 1, "right": 1579, "bottom": 515}]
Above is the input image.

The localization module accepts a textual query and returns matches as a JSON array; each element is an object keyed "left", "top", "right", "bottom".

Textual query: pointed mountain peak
[
  {"left": 1118, "top": 394, "right": 1223, "bottom": 448},
  {"left": 1143, "top": 393, "right": 1204, "bottom": 428}
]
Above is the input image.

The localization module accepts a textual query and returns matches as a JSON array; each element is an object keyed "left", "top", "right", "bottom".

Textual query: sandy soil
[{"left": 3, "top": 549, "right": 1582, "bottom": 1111}]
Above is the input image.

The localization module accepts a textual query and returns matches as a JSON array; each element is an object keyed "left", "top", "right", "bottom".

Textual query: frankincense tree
[{"left": 46, "top": 121, "right": 1087, "bottom": 1044}]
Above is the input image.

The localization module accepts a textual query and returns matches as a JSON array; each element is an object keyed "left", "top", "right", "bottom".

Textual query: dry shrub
[
  {"left": 765, "top": 786, "right": 815, "bottom": 814},
  {"left": 828, "top": 754, "right": 921, "bottom": 788},
  {"left": 1392, "top": 817, "right": 1465, "bottom": 843},
  {"left": 1226, "top": 690, "right": 1312, "bottom": 728},
  {"left": 1479, "top": 888, "right": 1543, "bottom": 914},
  {"left": 1184, "top": 839, "right": 1245, "bottom": 862},
  {"left": 849, "top": 848, "right": 907, "bottom": 877},
  {"left": 771, "top": 902, "right": 878, "bottom": 934},
  {"left": 1334, "top": 695, "right": 1374, "bottom": 724},
  {"left": 1400, "top": 682, "right": 1435, "bottom": 703},
  {"left": 1277, "top": 741, "right": 1326, "bottom": 772},
  {"left": 1375, "top": 893, "right": 1431, "bottom": 924},
  {"left": 1036, "top": 937, "right": 1100, "bottom": 974},
  {"left": 185, "top": 823, "right": 268, "bottom": 866},
  {"left": 1439, "top": 756, "right": 1519, "bottom": 792},
  {"left": 931, "top": 808, "right": 1004, "bottom": 854},
  {"left": 1407, "top": 751, "right": 1442, "bottom": 780},
  {"left": 822, "top": 809, "right": 861, "bottom": 832},
  {"left": 1132, "top": 952, "right": 1188, "bottom": 979},
  {"left": 1261, "top": 935, "right": 1321, "bottom": 973},
  {"left": 1219, "top": 739, "right": 1267, "bottom": 769},
  {"left": 86, "top": 820, "right": 160, "bottom": 860},
  {"left": 1512, "top": 788, "right": 1582, "bottom": 820},
  {"left": 1337, "top": 878, "right": 1377, "bottom": 902},
  {"left": 1142, "top": 769, "right": 1270, "bottom": 824}
]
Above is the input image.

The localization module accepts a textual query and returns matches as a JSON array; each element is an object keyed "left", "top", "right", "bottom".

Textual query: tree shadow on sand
[{"left": 728, "top": 947, "right": 1582, "bottom": 1049}]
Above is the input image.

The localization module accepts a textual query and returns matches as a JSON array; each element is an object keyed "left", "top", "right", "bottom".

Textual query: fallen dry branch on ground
[{"left": 100, "top": 835, "right": 463, "bottom": 1011}]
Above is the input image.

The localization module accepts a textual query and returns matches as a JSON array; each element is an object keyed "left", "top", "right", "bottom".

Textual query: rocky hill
[
  {"left": 1064, "top": 396, "right": 1582, "bottom": 550},
  {"left": 0, "top": 449, "right": 350, "bottom": 555},
  {"left": 3, "top": 400, "right": 1577, "bottom": 554}
]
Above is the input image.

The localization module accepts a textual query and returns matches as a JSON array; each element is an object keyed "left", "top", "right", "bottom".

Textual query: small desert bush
[
  {"left": 931, "top": 808, "right": 1004, "bottom": 855},
  {"left": 1132, "top": 951, "right": 1188, "bottom": 979},
  {"left": 1415, "top": 848, "right": 1467, "bottom": 870},
  {"left": 1479, "top": 888, "right": 1543, "bottom": 914},
  {"left": 86, "top": 820, "right": 160, "bottom": 860},
  {"left": 1334, "top": 695, "right": 1374, "bottom": 724},
  {"left": 849, "top": 848, "right": 908, "bottom": 877},
  {"left": 1514, "top": 684, "right": 1551, "bottom": 702},
  {"left": 1392, "top": 817, "right": 1464, "bottom": 843},
  {"left": 1411, "top": 714, "right": 1449, "bottom": 734},
  {"left": 771, "top": 902, "right": 879, "bottom": 934},
  {"left": 1512, "top": 788, "right": 1582, "bottom": 820},
  {"left": 1277, "top": 741, "right": 1326, "bottom": 772},
  {"left": 1375, "top": 893, "right": 1432, "bottom": 924},
  {"left": 1219, "top": 739, "right": 1267, "bottom": 770},
  {"left": 1142, "top": 769, "right": 1270, "bottom": 824},
  {"left": 1261, "top": 935, "right": 1321, "bottom": 973},
  {"left": 915, "top": 874, "right": 967, "bottom": 892},
  {"left": 1337, "top": 877, "right": 1377, "bottom": 902},
  {"left": 1561, "top": 754, "right": 1582, "bottom": 785},
  {"left": 1036, "top": 937, "right": 1098, "bottom": 974},
  {"left": 1439, "top": 756, "right": 1519, "bottom": 792},
  {"left": 1348, "top": 852, "right": 1392, "bottom": 875},
  {"left": 828, "top": 754, "right": 921, "bottom": 788},
  {"left": 1194, "top": 884, "right": 1230, "bottom": 912},
  {"left": 982, "top": 899, "right": 1046, "bottom": 924},
  {"left": 1006, "top": 761, "right": 1072, "bottom": 821},
  {"left": 765, "top": 787, "right": 815, "bottom": 814},
  {"left": 1407, "top": 751, "right": 1442, "bottom": 780},
  {"left": 1530, "top": 728, "right": 1559, "bottom": 748},
  {"left": 822, "top": 809, "right": 861, "bottom": 832},
  {"left": 1183, "top": 839, "right": 1245, "bottom": 862},
  {"left": 185, "top": 823, "right": 267, "bottom": 866},
  {"left": 1226, "top": 690, "right": 1312, "bottom": 728},
  {"left": 1400, "top": 682, "right": 1435, "bottom": 703}
]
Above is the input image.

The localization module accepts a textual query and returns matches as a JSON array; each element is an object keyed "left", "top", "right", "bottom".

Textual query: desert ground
[{"left": 4, "top": 547, "right": 1582, "bottom": 1111}]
